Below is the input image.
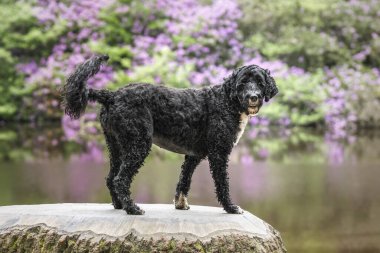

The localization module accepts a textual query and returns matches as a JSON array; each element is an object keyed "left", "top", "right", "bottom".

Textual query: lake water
[{"left": 0, "top": 123, "right": 379, "bottom": 252}]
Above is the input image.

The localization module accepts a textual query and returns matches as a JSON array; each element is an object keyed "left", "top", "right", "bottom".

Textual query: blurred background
[{"left": 1, "top": 0, "right": 380, "bottom": 252}]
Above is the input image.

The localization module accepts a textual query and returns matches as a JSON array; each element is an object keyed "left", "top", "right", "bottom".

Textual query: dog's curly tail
[{"left": 62, "top": 55, "right": 113, "bottom": 119}]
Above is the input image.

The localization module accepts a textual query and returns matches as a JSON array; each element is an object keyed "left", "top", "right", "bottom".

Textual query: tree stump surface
[{"left": 0, "top": 203, "right": 286, "bottom": 252}]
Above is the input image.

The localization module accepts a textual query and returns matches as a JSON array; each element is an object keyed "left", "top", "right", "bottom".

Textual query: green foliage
[
  {"left": 239, "top": 0, "right": 377, "bottom": 70},
  {"left": 239, "top": 0, "right": 379, "bottom": 129},
  {"left": 90, "top": 41, "right": 133, "bottom": 69},
  {"left": 115, "top": 47, "right": 194, "bottom": 89},
  {"left": 95, "top": 1, "right": 194, "bottom": 89},
  {"left": 246, "top": 29, "right": 351, "bottom": 70},
  {"left": 240, "top": 1, "right": 327, "bottom": 69},
  {"left": 260, "top": 70, "right": 326, "bottom": 126},
  {"left": 0, "top": 1, "right": 65, "bottom": 120},
  {"left": 98, "top": 13, "right": 133, "bottom": 46},
  {"left": 321, "top": 0, "right": 380, "bottom": 67},
  {"left": 324, "top": 65, "right": 380, "bottom": 128}
]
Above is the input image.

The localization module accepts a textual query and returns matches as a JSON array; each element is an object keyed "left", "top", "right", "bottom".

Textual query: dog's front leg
[{"left": 208, "top": 150, "right": 244, "bottom": 214}]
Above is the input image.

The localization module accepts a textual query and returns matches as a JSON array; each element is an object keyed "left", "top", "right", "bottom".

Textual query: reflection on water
[{"left": 0, "top": 123, "right": 380, "bottom": 252}]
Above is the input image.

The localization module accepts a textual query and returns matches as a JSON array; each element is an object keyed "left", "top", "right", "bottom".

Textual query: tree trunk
[{"left": 0, "top": 203, "right": 286, "bottom": 252}]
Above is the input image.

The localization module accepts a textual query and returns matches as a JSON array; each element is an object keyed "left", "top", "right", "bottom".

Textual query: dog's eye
[
  {"left": 255, "top": 74, "right": 265, "bottom": 84},
  {"left": 237, "top": 83, "right": 244, "bottom": 90},
  {"left": 241, "top": 77, "right": 250, "bottom": 83}
]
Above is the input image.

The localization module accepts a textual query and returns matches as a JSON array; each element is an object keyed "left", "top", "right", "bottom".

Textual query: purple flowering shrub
[
  {"left": 17, "top": 0, "right": 115, "bottom": 142},
  {"left": 325, "top": 66, "right": 380, "bottom": 137},
  {"left": 0, "top": 1, "right": 66, "bottom": 120},
  {"left": 322, "top": 0, "right": 380, "bottom": 68},
  {"left": 2, "top": 0, "right": 377, "bottom": 165},
  {"left": 93, "top": 0, "right": 244, "bottom": 88}
]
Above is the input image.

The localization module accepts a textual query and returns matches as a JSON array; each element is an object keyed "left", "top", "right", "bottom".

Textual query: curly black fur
[{"left": 63, "top": 55, "right": 278, "bottom": 215}]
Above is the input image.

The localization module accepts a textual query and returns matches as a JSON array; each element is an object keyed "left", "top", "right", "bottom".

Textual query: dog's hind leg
[
  {"left": 112, "top": 114, "right": 152, "bottom": 215},
  {"left": 103, "top": 133, "right": 123, "bottom": 209},
  {"left": 100, "top": 108, "right": 123, "bottom": 209},
  {"left": 174, "top": 155, "right": 202, "bottom": 210}
]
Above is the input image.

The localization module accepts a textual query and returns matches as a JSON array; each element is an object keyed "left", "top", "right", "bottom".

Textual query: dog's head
[{"left": 224, "top": 65, "right": 278, "bottom": 115}]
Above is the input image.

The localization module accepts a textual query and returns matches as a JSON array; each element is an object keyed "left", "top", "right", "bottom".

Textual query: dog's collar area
[
  {"left": 239, "top": 111, "right": 258, "bottom": 120},
  {"left": 246, "top": 112, "right": 258, "bottom": 118}
]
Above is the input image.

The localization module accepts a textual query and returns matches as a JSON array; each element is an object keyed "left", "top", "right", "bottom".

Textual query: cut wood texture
[{"left": 0, "top": 203, "right": 286, "bottom": 252}]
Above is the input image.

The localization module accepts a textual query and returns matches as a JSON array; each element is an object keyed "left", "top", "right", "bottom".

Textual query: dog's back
[{"left": 111, "top": 83, "right": 211, "bottom": 156}]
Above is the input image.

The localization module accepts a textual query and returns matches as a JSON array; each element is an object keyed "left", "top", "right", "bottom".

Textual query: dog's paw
[
  {"left": 175, "top": 202, "right": 190, "bottom": 210},
  {"left": 112, "top": 201, "right": 123, "bottom": 210},
  {"left": 225, "top": 204, "right": 244, "bottom": 214},
  {"left": 127, "top": 208, "right": 145, "bottom": 215},
  {"left": 124, "top": 204, "right": 145, "bottom": 215},
  {"left": 174, "top": 192, "right": 190, "bottom": 210}
]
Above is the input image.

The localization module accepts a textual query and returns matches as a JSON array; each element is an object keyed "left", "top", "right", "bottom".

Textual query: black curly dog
[{"left": 62, "top": 55, "right": 278, "bottom": 215}]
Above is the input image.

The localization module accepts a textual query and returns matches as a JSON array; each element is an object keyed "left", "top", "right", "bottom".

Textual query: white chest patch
[{"left": 234, "top": 113, "right": 249, "bottom": 146}]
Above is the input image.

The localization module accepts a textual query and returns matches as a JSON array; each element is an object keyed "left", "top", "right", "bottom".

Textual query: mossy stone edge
[{"left": 0, "top": 224, "right": 286, "bottom": 253}]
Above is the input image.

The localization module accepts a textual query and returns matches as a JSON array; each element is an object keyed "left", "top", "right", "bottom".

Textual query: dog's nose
[
  {"left": 99, "top": 55, "right": 109, "bottom": 61},
  {"left": 250, "top": 95, "right": 258, "bottom": 102}
]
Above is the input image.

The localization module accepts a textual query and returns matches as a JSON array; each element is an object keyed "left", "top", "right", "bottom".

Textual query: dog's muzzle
[{"left": 247, "top": 96, "right": 263, "bottom": 116}]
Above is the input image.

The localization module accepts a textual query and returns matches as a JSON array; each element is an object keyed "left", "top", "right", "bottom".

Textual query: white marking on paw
[
  {"left": 174, "top": 192, "right": 189, "bottom": 210},
  {"left": 236, "top": 206, "right": 244, "bottom": 214}
]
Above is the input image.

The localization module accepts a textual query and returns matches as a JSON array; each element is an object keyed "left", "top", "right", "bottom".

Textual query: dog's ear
[
  {"left": 263, "top": 69, "right": 278, "bottom": 102},
  {"left": 224, "top": 66, "right": 246, "bottom": 102}
]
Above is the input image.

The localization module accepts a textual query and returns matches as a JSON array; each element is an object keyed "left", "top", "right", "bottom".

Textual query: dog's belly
[{"left": 153, "top": 136, "right": 196, "bottom": 156}]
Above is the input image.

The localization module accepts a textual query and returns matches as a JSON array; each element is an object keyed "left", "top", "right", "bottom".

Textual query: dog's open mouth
[
  {"left": 247, "top": 106, "right": 259, "bottom": 115},
  {"left": 247, "top": 98, "right": 262, "bottom": 115}
]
